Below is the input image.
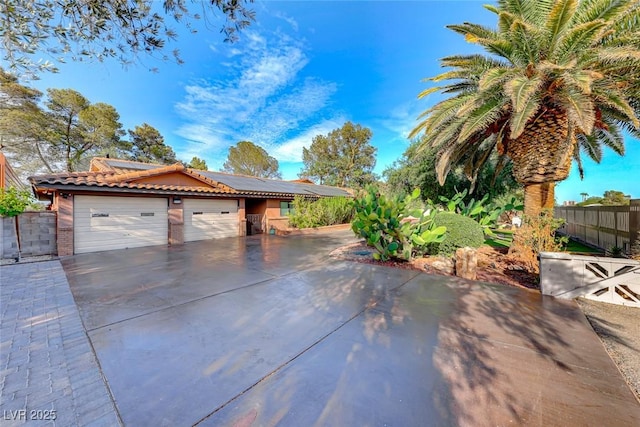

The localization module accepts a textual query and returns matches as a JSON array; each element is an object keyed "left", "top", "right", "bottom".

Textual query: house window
[{"left": 280, "top": 201, "right": 295, "bottom": 216}]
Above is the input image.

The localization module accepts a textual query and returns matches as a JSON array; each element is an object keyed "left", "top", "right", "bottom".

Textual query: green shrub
[
  {"left": 288, "top": 196, "right": 354, "bottom": 229},
  {"left": 631, "top": 231, "right": 640, "bottom": 261},
  {"left": 438, "top": 189, "right": 523, "bottom": 237},
  {"left": 511, "top": 209, "right": 568, "bottom": 273},
  {"left": 351, "top": 188, "right": 446, "bottom": 261},
  {"left": 0, "top": 187, "right": 33, "bottom": 217},
  {"left": 432, "top": 212, "right": 484, "bottom": 255}
]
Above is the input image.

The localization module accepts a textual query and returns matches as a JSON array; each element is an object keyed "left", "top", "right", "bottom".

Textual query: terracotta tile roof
[
  {"left": 30, "top": 157, "right": 354, "bottom": 198},
  {"left": 29, "top": 169, "right": 238, "bottom": 194}
]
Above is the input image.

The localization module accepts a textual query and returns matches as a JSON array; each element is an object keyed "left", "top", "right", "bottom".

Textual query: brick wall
[
  {"left": 1, "top": 212, "right": 57, "bottom": 259},
  {"left": 56, "top": 195, "right": 74, "bottom": 256},
  {"left": 168, "top": 198, "right": 184, "bottom": 245},
  {"left": 238, "top": 198, "right": 247, "bottom": 237}
]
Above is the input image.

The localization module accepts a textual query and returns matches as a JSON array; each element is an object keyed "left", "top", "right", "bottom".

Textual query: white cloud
[
  {"left": 174, "top": 29, "right": 337, "bottom": 165},
  {"left": 379, "top": 101, "right": 425, "bottom": 141},
  {"left": 272, "top": 117, "right": 346, "bottom": 162},
  {"left": 273, "top": 11, "right": 299, "bottom": 32}
]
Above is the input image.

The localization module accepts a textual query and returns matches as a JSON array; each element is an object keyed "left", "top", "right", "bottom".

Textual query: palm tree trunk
[{"left": 523, "top": 182, "right": 555, "bottom": 217}]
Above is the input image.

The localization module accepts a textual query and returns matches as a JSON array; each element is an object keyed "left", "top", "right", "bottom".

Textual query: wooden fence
[{"left": 555, "top": 199, "right": 639, "bottom": 255}]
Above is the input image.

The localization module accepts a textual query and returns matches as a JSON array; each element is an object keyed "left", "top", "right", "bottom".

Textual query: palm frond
[
  {"left": 411, "top": 93, "right": 476, "bottom": 138},
  {"left": 522, "top": 0, "right": 556, "bottom": 26},
  {"left": 482, "top": 40, "right": 517, "bottom": 62},
  {"left": 508, "top": 95, "right": 540, "bottom": 139},
  {"left": 457, "top": 99, "right": 505, "bottom": 143},
  {"left": 594, "top": 125, "right": 625, "bottom": 155},
  {"left": 574, "top": 0, "right": 628, "bottom": 24},
  {"left": 435, "top": 138, "right": 471, "bottom": 185},
  {"left": 431, "top": 70, "right": 476, "bottom": 83},
  {"left": 573, "top": 139, "right": 586, "bottom": 179},
  {"left": 594, "top": 89, "right": 640, "bottom": 129},
  {"left": 447, "top": 23, "right": 498, "bottom": 43},
  {"left": 605, "top": 2, "right": 640, "bottom": 36},
  {"left": 463, "top": 135, "right": 499, "bottom": 191},
  {"left": 552, "top": 20, "right": 607, "bottom": 63},
  {"left": 561, "top": 87, "right": 596, "bottom": 134},
  {"left": 430, "top": 117, "right": 467, "bottom": 149},
  {"left": 497, "top": 0, "right": 526, "bottom": 17},
  {"left": 509, "top": 20, "right": 539, "bottom": 64},
  {"left": 478, "top": 68, "right": 512, "bottom": 91},
  {"left": 417, "top": 86, "right": 442, "bottom": 99},
  {"left": 497, "top": 11, "right": 516, "bottom": 34},
  {"left": 577, "top": 133, "right": 603, "bottom": 163},
  {"left": 455, "top": 96, "right": 483, "bottom": 118},
  {"left": 597, "top": 48, "right": 640, "bottom": 63},
  {"left": 545, "top": 0, "right": 578, "bottom": 53},
  {"left": 441, "top": 82, "right": 478, "bottom": 94},
  {"left": 562, "top": 69, "right": 600, "bottom": 95},
  {"left": 440, "top": 54, "right": 507, "bottom": 70},
  {"left": 616, "top": 121, "right": 640, "bottom": 139},
  {"left": 484, "top": 4, "right": 500, "bottom": 15},
  {"left": 504, "top": 74, "right": 543, "bottom": 113}
]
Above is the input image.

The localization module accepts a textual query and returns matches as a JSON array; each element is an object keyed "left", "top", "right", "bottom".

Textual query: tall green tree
[
  {"left": 577, "top": 190, "right": 630, "bottom": 206},
  {"left": 222, "top": 141, "right": 281, "bottom": 178},
  {"left": 410, "top": 0, "right": 640, "bottom": 217},
  {"left": 384, "top": 138, "right": 519, "bottom": 203},
  {"left": 46, "top": 89, "right": 125, "bottom": 171},
  {"left": 188, "top": 156, "right": 208, "bottom": 170},
  {"left": 0, "top": 69, "right": 52, "bottom": 175},
  {"left": 601, "top": 190, "right": 630, "bottom": 206},
  {"left": 1, "top": 0, "right": 256, "bottom": 78},
  {"left": 126, "top": 124, "right": 178, "bottom": 165},
  {"left": 300, "top": 121, "right": 377, "bottom": 188}
]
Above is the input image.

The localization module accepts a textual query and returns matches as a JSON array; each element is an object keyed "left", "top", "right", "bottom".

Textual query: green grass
[
  {"left": 485, "top": 234, "right": 512, "bottom": 249},
  {"left": 563, "top": 239, "right": 603, "bottom": 254},
  {"left": 484, "top": 230, "right": 604, "bottom": 254}
]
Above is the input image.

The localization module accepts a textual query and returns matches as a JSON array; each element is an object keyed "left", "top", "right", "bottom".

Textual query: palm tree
[
  {"left": 580, "top": 192, "right": 588, "bottom": 202},
  {"left": 410, "top": 0, "right": 640, "bottom": 217}
]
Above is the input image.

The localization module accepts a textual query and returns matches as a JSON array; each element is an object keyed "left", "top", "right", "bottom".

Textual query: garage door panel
[
  {"left": 184, "top": 199, "right": 239, "bottom": 242},
  {"left": 74, "top": 196, "right": 168, "bottom": 254},
  {"left": 83, "top": 215, "right": 166, "bottom": 228}
]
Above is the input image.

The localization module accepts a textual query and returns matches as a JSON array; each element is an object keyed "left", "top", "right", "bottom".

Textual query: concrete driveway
[{"left": 61, "top": 230, "right": 640, "bottom": 426}]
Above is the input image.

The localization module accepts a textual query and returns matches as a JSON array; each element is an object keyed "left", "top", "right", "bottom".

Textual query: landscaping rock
[
  {"left": 455, "top": 247, "right": 478, "bottom": 280},
  {"left": 419, "top": 256, "right": 455, "bottom": 275}
]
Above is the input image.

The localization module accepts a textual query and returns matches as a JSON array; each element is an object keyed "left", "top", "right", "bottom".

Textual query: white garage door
[
  {"left": 184, "top": 199, "right": 239, "bottom": 242},
  {"left": 74, "top": 196, "right": 168, "bottom": 254}
]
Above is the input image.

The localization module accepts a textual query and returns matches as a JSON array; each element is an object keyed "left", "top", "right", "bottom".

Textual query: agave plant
[{"left": 410, "top": 0, "right": 640, "bottom": 217}]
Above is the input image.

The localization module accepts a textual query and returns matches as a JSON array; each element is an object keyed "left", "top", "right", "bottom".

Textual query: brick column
[
  {"left": 238, "top": 198, "right": 247, "bottom": 237},
  {"left": 168, "top": 198, "right": 184, "bottom": 245},
  {"left": 56, "top": 195, "right": 74, "bottom": 256}
]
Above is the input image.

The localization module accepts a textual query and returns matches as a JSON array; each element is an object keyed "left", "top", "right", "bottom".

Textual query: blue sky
[{"left": 22, "top": 0, "right": 639, "bottom": 203}]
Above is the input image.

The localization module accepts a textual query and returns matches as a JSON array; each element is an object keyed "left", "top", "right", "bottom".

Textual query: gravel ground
[{"left": 576, "top": 298, "right": 640, "bottom": 403}]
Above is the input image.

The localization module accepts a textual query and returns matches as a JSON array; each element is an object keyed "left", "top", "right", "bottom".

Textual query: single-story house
[{"left": 29, "top": 157, "right": 352, "bottom": 255}]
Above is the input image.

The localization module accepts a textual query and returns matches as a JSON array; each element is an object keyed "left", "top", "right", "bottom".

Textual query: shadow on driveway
[{"left": 61, "top": 231, "right": 640, "bottom": 426}]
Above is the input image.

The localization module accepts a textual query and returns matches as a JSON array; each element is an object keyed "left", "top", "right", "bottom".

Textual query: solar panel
[
  {"left": 106, "top": 160, "right": 161, "bottom": 170},
  {"left": 201, "top": 171, "right": 351, "bottom": 197}
]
